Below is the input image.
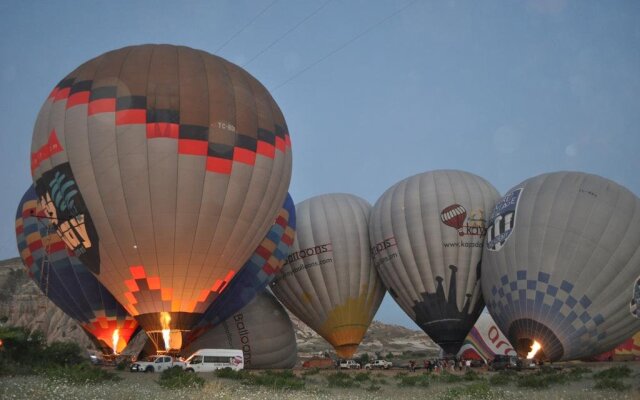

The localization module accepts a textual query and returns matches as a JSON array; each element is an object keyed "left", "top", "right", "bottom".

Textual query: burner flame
[{"left": 527, "top": 340, "right": 541, "bottom": 359}]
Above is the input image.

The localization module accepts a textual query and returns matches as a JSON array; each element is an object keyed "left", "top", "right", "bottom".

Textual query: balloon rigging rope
[{"left": 216, "top": 0, "right": 280, "bottom": 53}]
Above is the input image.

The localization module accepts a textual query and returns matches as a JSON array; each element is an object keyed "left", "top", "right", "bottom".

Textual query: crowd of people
[{"left": 408, "top": 358, "right": 477, "bottom": 373}]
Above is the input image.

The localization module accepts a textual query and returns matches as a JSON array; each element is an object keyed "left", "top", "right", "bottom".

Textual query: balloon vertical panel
[
  {"left": 30, "top": 45, "right": 292, "bottom": 350},
  {"left": 369, "top": 170, "right": 500, "bottom": 355},
  {"left": 482, "top": 172, "right": 640, "bottom": 361},
  {"left": 271, "top": 194, "right": 385, "bottom": 359}
]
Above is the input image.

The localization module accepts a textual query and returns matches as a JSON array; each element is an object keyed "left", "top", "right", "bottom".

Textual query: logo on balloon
[
  {"left": 440, "top": 204, "right": 487, "bottom": 237},
  {"left": 34, "top": 162, "right": 101, "bottom": 273},
  {"left": 486, "top": 188, "right": 523, "bottom": 252},
  {"left": 631, "top": 275, "right": 640, "bottom": 319}
]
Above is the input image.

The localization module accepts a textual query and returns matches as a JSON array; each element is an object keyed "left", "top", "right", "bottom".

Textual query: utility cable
[{"left": 216, "top": 0, "right": 280, "bottom": 53}]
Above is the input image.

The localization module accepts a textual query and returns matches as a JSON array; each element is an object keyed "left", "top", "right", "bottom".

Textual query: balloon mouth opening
[
  {"left": 526, "top": 340, "right": 542, "bottom": 359},
  {"left": 146, "top": 329, "right": 185, "bottom": 353},
  {"left": 335, "top": 344, "right": 359, "bottom": 359},
  {"left": 509, "top": 319, "right": 562, "bottom": 361}
]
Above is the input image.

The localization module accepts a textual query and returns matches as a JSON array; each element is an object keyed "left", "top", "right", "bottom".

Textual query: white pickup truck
[
  {"left": 364, "top": 359, "right": 393, "bottom": 370},
  {"left": 129, "top": 355, "right": 186, "bottom": 373},
  {"left": 339, "top": 360, "right": 361, "bottom": 369}
]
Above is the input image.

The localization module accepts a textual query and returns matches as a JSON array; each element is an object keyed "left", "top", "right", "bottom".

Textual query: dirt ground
[{"left": 0, "top": 361, "right": 639, "bottom": 400}]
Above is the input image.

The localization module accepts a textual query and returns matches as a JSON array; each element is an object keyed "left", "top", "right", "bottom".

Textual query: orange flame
[
  {"left": 112, "top": 329, "right": 120, "bottom": 354},
  {"left": 527, "top": 340, "right": 541, "bottom": 359},
  {"left": 160, "top": 312, "right": 171, "bottom": 350}
]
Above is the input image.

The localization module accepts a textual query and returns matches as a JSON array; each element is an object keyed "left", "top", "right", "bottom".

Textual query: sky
[{"left": 0, "top": 0, "right": 639, "bottom": 329}]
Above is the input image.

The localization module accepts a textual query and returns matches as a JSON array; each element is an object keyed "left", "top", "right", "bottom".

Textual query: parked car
[
  {"left": 129, "top": 355, "right": 186, "bottom": 373},
  {"left": 364, "top": 359, "right": 392, "bottom": 369},
  {"left": 488, "top": 355, "right": 522, "bottom": 371},
  {"left": 339, "top": 359, "right": 361, "bottom": 369},
  {"left": 183, "top": 349, "right": 244, "bottom": 372}
]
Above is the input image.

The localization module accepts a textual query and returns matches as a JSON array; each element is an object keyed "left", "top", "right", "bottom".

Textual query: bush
[
  {"left": 397, "top": 373, "right": 429, "bottom": 387},
  {"left": 593, "top": 377, "right": 630, "bottom": 391},
  {"left": 43, "top": 341, "right": 85, "bottom": 366},
  {"left": 44, "top": 364, "right": 121, "bottom": 384},
  {"left": 489, "top": 372, "right": 512, "bottom": 386},
  {"left": 115, "top": 360, "right": 129, "bottom": 371},
  {"left": 516, "top": 374, "right": 548, "bottom": 389},
  {"left": 593, "top": 366, "right": 632, "bottom": 380},
  {"left": 215, "top": 367, "right": 249, "bottom": 380},
  {"left": 245, "top": 370, "right": 305, "bottom": 390},
  {"left": 354, "top": 372, "right": 371, "bottom": 382},
  {"left": 366, "top": 383, "right": 381, "bottom": 392},
  {"left": 158, "top": 366, "right": 204, "bottom": 389},
  {"left": 438, "top": 371, "right": 464, "bottom": 383},
  {"left": 327, "top": 371, "right": 358, "bottom": 388},
  {"left": 301, "top": 367, "right": 320, "bottom": 376},
  {"left": 463, "top": 369, "right": 482, "bottom": 381}
]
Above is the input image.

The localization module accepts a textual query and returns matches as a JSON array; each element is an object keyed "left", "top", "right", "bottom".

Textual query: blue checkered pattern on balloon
[
  {"left": 486, "top": 270, "right": 607, "bottom": 353},
  {"left": 187, "top": 193, "right": 296, "bottom": 342}
]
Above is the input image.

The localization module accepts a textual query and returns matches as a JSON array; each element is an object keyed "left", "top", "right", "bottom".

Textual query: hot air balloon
[
  {"left": 592, "top": 331, "right": 640, "bottom": 361},
  {"left": 182, "top": 291, "right": 297, "bottom": 369},
  {"left": 369, "top": 170, "right": 500, "bottom": 355},
  {"left": 270, "top": 194, "right": 385, "bottom": 359},
  {"left": 482, "top": 172, "right": 640, "bottom": 361},
  {"left": 457, "top": 311, "right": 516, "bottom": 363},
  {"left": 631, "top": 275, "right": 640, "bottom": 319},
  {"left": 15, "top": 185, "right": 138, "bottom": 353},
  {"left": 29, "top": 44, "right": 292, "bottom": 352},
  {"left": 185, "top": 193, "right": 295, "bottom": 344}
]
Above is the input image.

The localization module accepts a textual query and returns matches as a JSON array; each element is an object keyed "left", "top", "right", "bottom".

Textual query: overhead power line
[
  {"left": 271, "top": 0, "right": 419, "bottom": 92},
  {"left": 242, "top": 0, "right": 334, "bottom": 68},
  {"left": 216, "top": 0, "right": 280, "bottom": 53}
]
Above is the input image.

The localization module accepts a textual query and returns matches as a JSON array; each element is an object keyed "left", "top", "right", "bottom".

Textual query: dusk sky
[{"left": 1, "top": 0, "right": 639, "bottom": 328}]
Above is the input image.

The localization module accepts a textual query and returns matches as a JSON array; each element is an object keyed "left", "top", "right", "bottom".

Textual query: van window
[
  {"left": 189, "top": 355, "right": 203, "bottom": 365},
  {"left": 203, "top": 356, "right": 232, "bottom": 363}
]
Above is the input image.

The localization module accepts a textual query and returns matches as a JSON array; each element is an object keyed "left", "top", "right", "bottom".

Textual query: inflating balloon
[
  {"left": 186, "top": 193, "right": 295, "bottom": 344},
  {"left": 29, "top": 44, "right": 292, "bottom": 351},
  {"left": 271, "top": 194, "right": 385, "bottom": 359},
  {"left": 482, "top": 172, "right": 640, "bottom": 361},
  {"left": 182, "top": 291, "right": 297, "bottom": 369},
  {"left": 369, "top": 170, "right": 500, "bottom": 354},
  {"left": 457, "top": 311, "right": 516, "bottom": 362},
  {"left": 16, "top": 185, "right": 138, "bottom": 353}
]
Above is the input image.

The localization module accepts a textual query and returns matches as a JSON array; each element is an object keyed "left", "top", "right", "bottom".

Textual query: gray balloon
[
  {"left": 181, "top": 291, "right": 297, "bottom": 369},
  {"left": 369, "top": 170, "right": 500, "bottom": 354},
  {"left": 270, "top": 193, "right": 385, "bottom": 359},
  {"left": 482, "top": 171, "right": 640, "bottom": 361}
]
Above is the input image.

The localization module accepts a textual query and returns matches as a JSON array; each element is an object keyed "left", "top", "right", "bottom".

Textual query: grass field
[{"left": 1, "top": 361, "right": 638, "bottom": 400}]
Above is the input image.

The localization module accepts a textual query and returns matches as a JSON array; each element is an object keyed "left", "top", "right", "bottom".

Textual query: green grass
[
  {"left": 396, "top": 373, "right": 430, "bottom": 387},
  {"left": 442, "top": 381, "right": 493, "bottom": 400},
  {"left": 326, "top": 371, "right": 358, "bottom": 388},
  {"left": 215, "top": 367, "right": 249, "bottom": 380},
  {"left": 592, "top": 366, "right": 632, "bottom": 380},
  {"left": 488, "top": 371, "right": 513, "bottom": 386},
  {"left": 244, "top": 370, "right": 306, "bottom": 390},
  {"left": 44, "top": 364, "right": 122, "bottom": 385},
  {"left": 438, "top": 371, "right": 464, "bottom": 383},
  {"left": 593, "top": 377, "right": 630, "bottom": 391},
  {"left": 354, "top": 372, "right": 371, "bottom": 382},
  {"left": 516, "top": 374, "right": 549, "bottom": 389}
]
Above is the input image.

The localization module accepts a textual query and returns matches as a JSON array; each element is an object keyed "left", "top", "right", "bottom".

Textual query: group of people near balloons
[{"left": 15, "top": 44, "right": 640, "bottom": 367}]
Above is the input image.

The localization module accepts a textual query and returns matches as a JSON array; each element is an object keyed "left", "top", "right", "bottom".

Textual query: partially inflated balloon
[
  {"left": 186, "top": 193, "right": 295, "bottom": 344},
  {"left": 181, "top": 292, "right": 297, "bottom": 369},
  {"left": 15, "top": 186, "right": 138, "bottom": 353},
  {"left": 271, "top": 194, "right": 385, "bottom": 359},
  {"left": 457, "top": 311, "right": 516, "bottom": 362},
  {"left": 29, "top": 45, "right": 292, "bottom": 350},
  {"left": 482, "top": 172, "right": 640, "bottom": 361},
  {"left": 369, "top": 170, "right": 500, "bottom": 354}
]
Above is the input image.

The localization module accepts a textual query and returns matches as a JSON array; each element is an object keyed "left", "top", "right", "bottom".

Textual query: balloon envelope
[
  {"left": 271, "top": 194, "right": 385, "bottom": 359},
  {"left": 29, "top": 44, "right": 292, "bottom": 350},
  {"left": 457, "top": 311, "right": 516, "bottom": 362},
  {"left": 482, "top": 172, "right": 640, "bottom": 361},
  {"left": 181, "top": 291, "right": 297, "bottom": 369},
  {"left": 15, "top": 185, "right": 138, "bottom": 353},
  {"left": 186, "top": 193, "right": 295, "bottom": 344},
  {"left": 369, "top": 170, "right": 500, "bottom": 354}
]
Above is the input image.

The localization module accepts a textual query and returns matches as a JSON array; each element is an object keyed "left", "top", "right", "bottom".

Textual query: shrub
[
  {"left": 115, "top": 360, "right": 129, "bottom": 371},
  {"left": 593, "top": 377, "right": 630, "bottom": 391},
  {"left": 439, "top": 371, "right": 464, "bottom": 383},
  {"left": 158, "top": 366, "right": 204, "bottom": 389},
  {"left": 301, "top": 367, "right": 320, "bottom": 376},
  {"left": 354, "top": 372, "right": 371, "bottom": 382},
  {"left": 215, "top": 367, "right": 249, "bottom": 380},
  {"left": 327, "top": 371, "right": 358, "bottom": 388},
  {"left": 516, "top": 374, "right": 548, "bottom": 389},
  {"left": 397, "top": 373, "right": 429, "bottom": 387},
  {"left": 592, "top": 366, "right": 632, "bottom": 380},
  {"left": 489, "top": 372, "right": 512, "bottom": 386},
  {"left": 45, "top": 364, "right": 121, "bottom": 384},
  {"left": 463, "top": 369, "right": 482, "bottom": 381},
  {"left": 43, "top": 341, "right": 85, "bottom": 366},
  {"left": 246, "top": 370, "right": 305, "bottom": 390},
  {"left": 366, "top": 383, "right": 381, "bottom": 392}
]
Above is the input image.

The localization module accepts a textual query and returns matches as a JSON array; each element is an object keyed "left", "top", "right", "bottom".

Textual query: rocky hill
[{"left": 0, "top": 257, "right": 439, "bottom": 357}]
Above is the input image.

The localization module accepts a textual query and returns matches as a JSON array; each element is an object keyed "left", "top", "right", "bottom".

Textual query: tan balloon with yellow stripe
[{"left": 270, "top": 194, "right": 385, "bottom": 358}]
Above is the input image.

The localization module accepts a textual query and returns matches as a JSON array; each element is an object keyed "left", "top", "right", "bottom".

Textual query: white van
[{"left": 183, "top": 349, "right": 244, "bottom": 372}]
